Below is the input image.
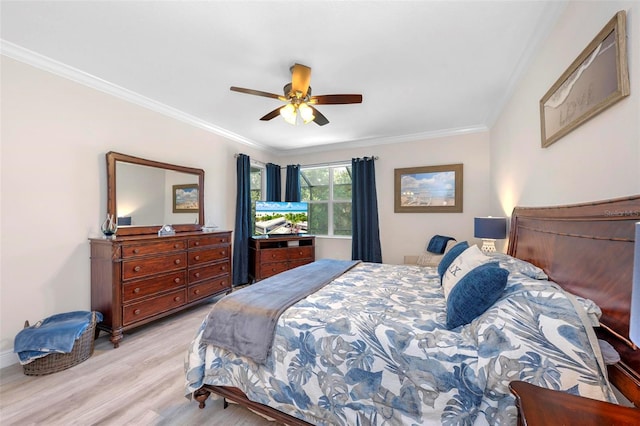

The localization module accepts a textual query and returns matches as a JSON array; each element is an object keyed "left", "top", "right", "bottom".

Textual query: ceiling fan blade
[
  {"left": 310, "top": 94, "right": 363, "bottom": 105},
  {"left": 309, "top": 106, "right": 329, "bottom": 126},
  {"left": 230, "top": 86, "right": 285, "bottom": 101},
  {"left": 259, "top": 107, "right": 282, "bottom": 121},
  {"left": 291, "top": 64, "right": 311, "bottom": 98}
]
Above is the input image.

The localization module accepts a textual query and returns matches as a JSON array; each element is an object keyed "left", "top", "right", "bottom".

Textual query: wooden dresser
[
  {"left": 249, "top": 235, "right": 315, "bottom": 282},
  {"left": 90, "top": 230, "right": 232, "bottom": 347}
]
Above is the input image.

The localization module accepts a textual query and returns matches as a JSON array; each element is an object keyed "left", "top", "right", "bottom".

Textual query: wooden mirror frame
[{"left": 106, "top": 151, "right": 204, "bottom": 236}]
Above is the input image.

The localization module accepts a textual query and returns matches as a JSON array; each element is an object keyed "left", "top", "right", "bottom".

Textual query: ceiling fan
[{"left": 230, "top": 63, "right": 362, "bottom": 126}]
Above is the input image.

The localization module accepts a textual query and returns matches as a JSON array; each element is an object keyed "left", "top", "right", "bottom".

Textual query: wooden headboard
[{"left": 508, "top": 195, "right": 640, "bottom": 406}]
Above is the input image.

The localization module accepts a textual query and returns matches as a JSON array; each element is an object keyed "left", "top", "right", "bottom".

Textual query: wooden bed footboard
[{"left": 196, "top": 385, "right": 314, "bottom": 425}]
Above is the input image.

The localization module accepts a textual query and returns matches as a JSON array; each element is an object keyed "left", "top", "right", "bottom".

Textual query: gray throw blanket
[{"left": 201, "top": 259, "right": 361, "bottom": 364}]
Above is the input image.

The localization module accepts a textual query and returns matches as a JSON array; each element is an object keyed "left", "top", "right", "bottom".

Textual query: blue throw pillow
[
  {"left": 437, "top": 241, "right": 469, "bottom": 282},
  {"left": 446, "top": 262, "right": 509, "bottom": 329}
]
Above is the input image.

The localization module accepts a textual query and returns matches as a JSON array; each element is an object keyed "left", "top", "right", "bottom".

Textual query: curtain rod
[
  {"left": 234, "top": 153, "right": 266, "bottom": 167},
  {"left": 235, "top": 153, "right": 379, "bottom": 168}
]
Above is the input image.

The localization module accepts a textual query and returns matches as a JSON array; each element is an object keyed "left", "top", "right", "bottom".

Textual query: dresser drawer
[
  {"left": 260, "top": 261, "right": 289, "bottom": 278},
  {"left": 122, "top": 289, "right": 186, "bottom": 325},
  {"left": 259, "top": 248, "right": 289, "bottom": 263},
  {"left": 188, "top": 246, "right": 230, "bottom": 266},
  {"left": 122, "top": 271, "right": 186, "bottom": 302},
  {"left": 288, "top": 246, "right": 314, "bottom": 261},
  {"left": 189, "top": 261, "right": 230, "bottom": 284},
  {"left": 289, "top": 259, "right": 313, "bottom": 270},
  {"left": 188, "top": 276, "right": 230, "bottom": 302},
  {"left": 121, "top": 239, "right": 187, "bottom": 258},
  {"left": 122, "top": 253, "right": 187, "bottom": 280},
  {"left": 189, "top": 233, "right": 231, "bottom": 249}
]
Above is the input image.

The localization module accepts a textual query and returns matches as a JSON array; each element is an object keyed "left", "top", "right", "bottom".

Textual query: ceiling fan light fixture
[
  {"left": 280, "top": 103, "right": 297, "bottom": 125},
  {"left": 298, "top": 103, "right": 315, "bottom": 124},
  {"left": 231, "top": 63, "right": 361, "bottom": 126}
]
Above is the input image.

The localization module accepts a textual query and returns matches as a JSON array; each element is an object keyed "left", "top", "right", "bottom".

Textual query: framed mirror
[{"left": 106, "top": 151, "right": 204, "bottom": 236}]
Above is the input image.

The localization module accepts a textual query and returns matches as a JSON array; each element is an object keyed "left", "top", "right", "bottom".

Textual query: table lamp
[{"left": 474, "top": 217, "right": 507, "bottom": 253}]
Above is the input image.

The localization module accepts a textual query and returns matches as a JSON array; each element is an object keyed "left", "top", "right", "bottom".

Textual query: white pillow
[
  {"left": 442, "top": 245, "right": 490, "bottom": 299},
  {"left": 416, "top": 239, "right": 458, "bottom": 267}
]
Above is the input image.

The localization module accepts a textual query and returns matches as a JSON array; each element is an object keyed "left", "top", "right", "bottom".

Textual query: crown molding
[{"left": 0, "top": 40, "right": 263, "bottom": 150}]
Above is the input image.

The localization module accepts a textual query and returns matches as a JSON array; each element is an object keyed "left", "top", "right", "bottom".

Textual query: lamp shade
[
  {"left": 474, "top": 217, "right": 507, "bottom": 239},
  {"left": 630, "top": 222, "right": 640, "bottom": 346}
]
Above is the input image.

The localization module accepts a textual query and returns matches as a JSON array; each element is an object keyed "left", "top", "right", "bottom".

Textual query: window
[
  {"left": 250, "top": 166, "right": 263, "bottom": 203},
  {"left": 300, "top": 164, "right": 352, "bottom": 236},
  {"left": 250, "top": 166, "right": 264, "bottom": 232}
]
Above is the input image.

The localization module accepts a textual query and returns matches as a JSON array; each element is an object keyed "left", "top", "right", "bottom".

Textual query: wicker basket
[{"left": 22, "top": 312, "right": 98, "bottom": 376}]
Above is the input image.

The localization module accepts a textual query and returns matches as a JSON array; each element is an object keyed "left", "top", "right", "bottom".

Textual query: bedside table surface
[{"left": 509, "top": 381, "right": 639, "bottom": 425}]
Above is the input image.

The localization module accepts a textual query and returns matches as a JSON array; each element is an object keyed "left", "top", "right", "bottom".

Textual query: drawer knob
[
  {"left": 134, "top": 266, "right": 142, "bottom": 272},
  {"left": 194, "top": 289, "right": 200, "bottom": 295},
  {"left": 272, "top": 254, "right": 276, "bottom": 258},
  {"left": 174, "top": 296, "right": 181, "bottom": 302},
  {"left": 174, "top": 277, "right": 181, "bottom": 283},
  {"left": 194, "top": 241, "right": 200, "bottom": 246},
  {"left": 175, "top": 259, "right": 181, "bottom": 265},
  {"left": 194, "top": 255, "right": 200, "bottom": 261},
  {"left": 134, "top": 309, "right": 141, "bottom": 315},
  {"left": 133, "top": 248, "right": 140, "bottom": 254},
  {"left": 221, "top": 250, "right": 226, "bottom": 256},
  {"left": 299, "top": 251, "right": 303, "bottom": 255},
  {"left": 174, "top": 243, "right": 181, "bottom": 249},
  {"left": 194, "top": 272, "right": 200, "bottom": 278},
  {"left": 133, "top": 287, "right": 140, "bottom": 293},
  {"left": 272, "top": 267, "right": 277, "bottom": 271},
  {"left": 220, "top": 265, "right": 226, "bottom": 271}
]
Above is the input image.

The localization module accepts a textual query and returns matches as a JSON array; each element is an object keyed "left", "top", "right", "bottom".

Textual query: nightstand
[{"left": 509, "top": 381, "right": 639, "bottom": 425}]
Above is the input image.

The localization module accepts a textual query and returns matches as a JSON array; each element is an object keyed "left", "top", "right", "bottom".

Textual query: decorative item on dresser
[
  {"left": 91, "top": 230, "right": 232, "bottom": 348},
  {"left": 249, "top": 235, "right": 315, "bottom": 282}
]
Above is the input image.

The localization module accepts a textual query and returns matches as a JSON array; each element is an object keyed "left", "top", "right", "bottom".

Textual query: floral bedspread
[{"left": 185, "top": 262, "right": 615, "bottom": 425}]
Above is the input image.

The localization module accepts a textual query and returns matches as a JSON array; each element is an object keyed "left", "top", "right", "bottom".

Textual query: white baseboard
[{"left": 0, "top": 349, "right": 19, "bottom": 369}]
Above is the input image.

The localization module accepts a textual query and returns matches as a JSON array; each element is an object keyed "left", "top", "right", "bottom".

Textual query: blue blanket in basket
[{"left": 14, "top": 311, "right": 102, "bottom": 364}]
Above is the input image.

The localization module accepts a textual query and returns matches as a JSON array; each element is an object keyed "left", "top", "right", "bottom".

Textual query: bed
[{"left": 184, "top": 195, "right": 640, "bottom": 425}]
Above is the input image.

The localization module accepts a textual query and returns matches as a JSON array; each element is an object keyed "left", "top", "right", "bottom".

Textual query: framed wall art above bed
[{"left": 540, "top": 10, "right": 630, "bottom": 148}]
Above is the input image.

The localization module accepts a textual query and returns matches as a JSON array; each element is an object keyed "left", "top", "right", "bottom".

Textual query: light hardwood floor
[{"left": 0, "top": 299, "right": 281, "bottom": 425}]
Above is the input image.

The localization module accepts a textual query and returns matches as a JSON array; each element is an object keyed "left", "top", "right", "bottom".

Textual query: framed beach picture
[
  {"left": 173, "top": 184, "right": 199, "bottom": 213},
  {"left": 394, "top": 163, "right": 463, "bottom": 213},
  {"left": 540, "top": 10, "right": 629, "bottom": 148}
]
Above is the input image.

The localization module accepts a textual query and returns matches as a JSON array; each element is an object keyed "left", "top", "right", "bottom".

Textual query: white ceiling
[{"left": 1, "top": 1, "right": 566, "bottom": 154}]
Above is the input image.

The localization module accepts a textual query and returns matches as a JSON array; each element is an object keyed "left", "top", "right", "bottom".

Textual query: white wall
[
  {"left": 491, "top": 1, "right": 639, "bottom": 213},
  {"left": 278, "top": 131, "right": 492, "bottom": 265},
  {"left": 0, "top": 57, "right": 273, "bottom": 366}
]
